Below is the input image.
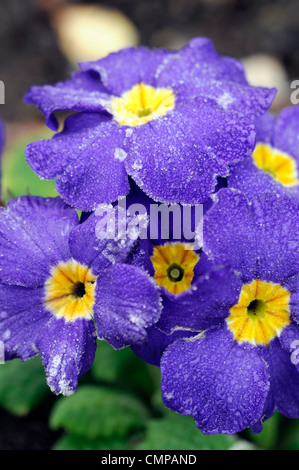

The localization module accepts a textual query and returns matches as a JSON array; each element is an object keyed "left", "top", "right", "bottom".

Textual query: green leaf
[
  {"left": 278, "top": 418, "right": 299, "bottom": 450},
  {"left": 247, "top": 411, "right": 280, "bottom": 449},
  {"left": 91, "top": 341, "right": 134, "bottom": 382},
  {"left": 53, "top": 434, "right": 130, "bottom": 450},
  {"left": 91, "top": 341, "right": 157, "bottom": 398},
  {"left": 2, "top": 127, "right": 57, "bottom": 203},
  {"left": 0, "top": 357, "right": 49, "bottom": 416},
  {"left": 135, "top": 414, "right": 237, "bottom": 450},
  {"left": 49, "top": 385, "right": 149, "bottom": 440}
]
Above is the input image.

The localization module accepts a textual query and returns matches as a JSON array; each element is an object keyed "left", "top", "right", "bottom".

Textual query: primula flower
[
  {"left": 160, "top": 188, "right": 299, "bottom": 434},
  {"left": 228, "top": 107, "right": 299, "bottom": 200},
  {"left": 126, "top": 180, "right": 237, "bottom": 356},
  {"left": 133, "top": 238, "right": 238, "bottom": 336},
  {"left": 0, "top": 196, "right": 161, "bottom": 395},
  {"left": 24, "top": 38, "right": 275, "bottom": 211},
  {"left": 132, "top": 237, "right": 240, "bottom": 366}
]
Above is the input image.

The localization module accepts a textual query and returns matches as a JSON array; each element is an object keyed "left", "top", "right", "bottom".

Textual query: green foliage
[
  {"left": 53, "top": 434, "right": 130, "bottom": 451},
  {"left": 0, "top": 339, "right": 297, "bottom": 450},
  {"left": 49, "top": 385, "right": 149, "bottom": 440},
  {"left": 134, "top": 414, "right": 237, "bottom": 450},
  {"left": 91, "top": 341, "right": 159, "bottom": 398},
  {"left": 2, "top": 128, "right": 57, "bottom": 203},
  {"left": 247, "top": 411, "right": 280, "bottom": 450},
  {"left": 0, "top": 357, "right": 49, "bottom": 416},
  {"left": 277, "top": 418, "right": 299, "bottom": 450}
]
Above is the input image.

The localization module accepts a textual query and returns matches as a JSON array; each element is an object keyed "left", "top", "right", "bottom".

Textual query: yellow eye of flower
[
  {"left": 252, "top": 143, "right": 299, "bottom": 186},
  {"left": 227, "top": 279, "right": 291, "bottom": 345},
  {"left": 110, "top": 82, "right": 175, "bottom": 127},
  {"left": 44, "top": 259, "right": 96, "bottom": 322},
  {"left": 151, "top": 243, "right": 199, "bottom": 295}
]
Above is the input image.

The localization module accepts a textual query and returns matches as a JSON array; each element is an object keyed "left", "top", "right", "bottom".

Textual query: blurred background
[
  {"left": 2, "top": 0, "right": 299, "bottom": 123},
  {"left": 0, "top": 0, "right": 299, "bottom": 450}
]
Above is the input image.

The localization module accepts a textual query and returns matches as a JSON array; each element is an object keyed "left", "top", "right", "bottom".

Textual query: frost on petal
[
  {"left": 161, "top": 326, "right": 269, "bottom": 434},
  {"left": 94, "top": 264, "right": 162, "bottom": 349},
  {"left": 36, "top": 317, "right": 97, "bottom": 395}
]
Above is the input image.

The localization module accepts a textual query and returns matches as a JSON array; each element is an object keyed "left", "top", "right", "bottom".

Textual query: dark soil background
[
  {"left": 0, "top": 404, "right": 60, "bottom": 450},
  {"left": 0, "top": 0, "right": 299, "bottom": 122}
]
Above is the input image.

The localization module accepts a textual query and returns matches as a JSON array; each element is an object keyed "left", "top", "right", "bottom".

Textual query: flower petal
[
  {"left": 0, "top": 196, "right": 78, "bottom": 286},
  {"left": 251, "top": 193, "right": 299, "bottom": 282},
  {"left": 282, "top": 274, "right": 299, "bottom": 323},
  {"left": 203, "top": 188, "right": 258, "bottom": 282},
  {"left": 204, "top": 188, "right": 299, "bottom": 283},
  {"left": 26, "top": 113, "right": 129, "bottom": 210},
  {"left": 157, "top": 37, "right": 275, "bottom": 118},
  {"left": 254, "top": 112, "right": 276, "bottom": 144},
  {"left": 157, "top": 37, "right": 247, "bottom": 88},
  {"left": 258, "top": 337, "right": 299, "bottom": 419},
  {"left": 274, "top": 106, "right": 299, "bottom": 160},
  {"left": 0, "top": 284, "right": 50, "bottom": 360},
  {"left": 36, "top": 317, "right": 97, "bottom": 396},
  {"left": 228, "top": 156, "right": 299, "bottom": 200},
  {"left": 24, "top": 71, "right": 111, "bottom": 131},
  {"left": 158, "top": 265, "right": 242, "bottom": 334},
  {"left": 69, "top": 209, "right": 137, "bottom": 274},
  {"left": 80, "top": 47, "right": 170, "bottom": 96},
  {"left": 124, "top": 98, "right": 256, "bottom": 204},
  {"left": 161, "top": 326, "right": 269, "bottom": 434},
  {"left": 94, "top": 264, "right": 161, "bottom": 349},
  {"left": 279, "top": 323, "right": 299, "bottom": 370}
]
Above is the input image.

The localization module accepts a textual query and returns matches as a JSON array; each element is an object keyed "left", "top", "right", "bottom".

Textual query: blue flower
[
  {"left": 160, "top": 189, "right": 299, "bottom": 434},
  {"left": 228, "top": 107, "right": 299, "bottom": 200},
  {"left": 125, "top": 180, "right": 236, "bottom": 362},
  {"left": 24, "top": 38, "right": 275, "bottom": 211},
  {"left": 0, "top": 196, "right": 161, "bottom": 395}
]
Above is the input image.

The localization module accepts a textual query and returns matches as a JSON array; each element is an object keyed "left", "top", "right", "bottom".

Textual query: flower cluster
[
  {"left": 0, "top": 197, "right": 161, "bottom": 395},
  {"left": 24, "top": 37, "right": 275, "bottom": 210},
  {"left": 1, "top": 37, "right": 299, "bottom": 435}
]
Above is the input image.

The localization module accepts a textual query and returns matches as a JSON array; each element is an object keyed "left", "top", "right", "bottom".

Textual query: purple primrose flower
[
  {"left": 123, "top": 180, "right": 236, "bottom": 364},
  {"left": 0, "top": 196, "right": 161, "bottom": 395},
  {"left": 24, "top": 38, "right": 275, "bottom": 211},
  {"left": 160, "top": 188, "right": 299, "bottom": 434},
  {"left": 228, "top": 107, "right": 299, "bottom": 200}
]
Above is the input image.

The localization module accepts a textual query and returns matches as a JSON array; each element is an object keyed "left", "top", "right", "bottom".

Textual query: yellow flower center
[
  {"left": 227, "top": 279, "right": 291, "bottom": 345},
  {"left": 252, "top": 143, "right": 299, "bottom": 186},
  {"left": 151, "top": 243, "right": 199, "bottom": 295},
  {"left": 110, "top": 82, "right": 175, "bottom": 127},
  {"left": 44, "top": 259, "right": 96, "bottom": 322}
]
